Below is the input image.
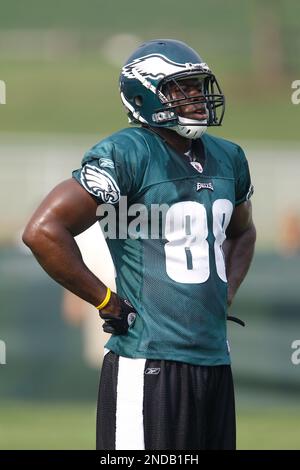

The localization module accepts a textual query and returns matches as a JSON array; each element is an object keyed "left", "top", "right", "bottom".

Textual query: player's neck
[{"left": 144, "top": 125, "right": 192, "bottom": 155}]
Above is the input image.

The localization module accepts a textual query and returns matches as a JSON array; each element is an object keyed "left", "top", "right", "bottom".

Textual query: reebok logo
[{"left": 145, "top": 368, "right": 160, "bottom": 375}]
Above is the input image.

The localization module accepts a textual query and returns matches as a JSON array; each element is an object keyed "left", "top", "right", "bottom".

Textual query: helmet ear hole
[{"left": 134, "top": 95, "right": 143, "bottom": 107}]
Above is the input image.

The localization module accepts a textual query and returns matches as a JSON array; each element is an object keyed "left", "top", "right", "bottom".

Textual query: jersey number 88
[{"left": 164, "top": 199, "right": 233, "bottom": 284}]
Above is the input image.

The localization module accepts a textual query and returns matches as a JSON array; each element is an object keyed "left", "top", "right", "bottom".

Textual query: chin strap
[{"left": 172, "top": 117, "right": 207, "bottom": 140}]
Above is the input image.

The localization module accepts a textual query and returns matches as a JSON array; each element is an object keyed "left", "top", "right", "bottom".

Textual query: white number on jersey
[{"left": 164, "top": 199, "right": 233, "bottom": 284}]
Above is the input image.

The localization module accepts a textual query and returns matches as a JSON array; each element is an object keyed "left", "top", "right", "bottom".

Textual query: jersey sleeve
[
  {"left": 72, "top": 139, "right": 133, "bottom": 204},
  {"left": 234, "top": 146, "right": 254, "bottom": 206}
]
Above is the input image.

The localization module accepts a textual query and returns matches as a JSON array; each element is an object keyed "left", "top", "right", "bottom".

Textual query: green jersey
[{"left": 72, "top": 127, "right": 252, "bottom": 366}]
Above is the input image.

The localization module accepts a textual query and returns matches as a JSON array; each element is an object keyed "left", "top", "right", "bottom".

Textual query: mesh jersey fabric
[{"left": 72, "top": 127, "right": 252, "bottom": 365}]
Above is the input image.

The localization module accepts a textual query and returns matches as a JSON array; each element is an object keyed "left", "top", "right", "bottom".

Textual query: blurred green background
[{"left": 0, "top": 0, "right": 300, "bottom": 450}]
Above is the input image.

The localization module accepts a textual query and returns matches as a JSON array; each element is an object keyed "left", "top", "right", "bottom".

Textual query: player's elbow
[
  {"left": 22, "top": 219, "right": 52, "bottom": 253},
  {"left": 238, "top": 222, "right": 257, "bottom": 253},
  {"left": 247, "top": 222, "right": 257, "bottom": 245}
]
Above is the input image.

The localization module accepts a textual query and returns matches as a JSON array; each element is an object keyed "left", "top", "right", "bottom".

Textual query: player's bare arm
[
  {"left": 224, "top": 200, "right": 256, "bottom": 306},
  {"left": 22, "top": 178, "right": 119, "bottom": 312}
]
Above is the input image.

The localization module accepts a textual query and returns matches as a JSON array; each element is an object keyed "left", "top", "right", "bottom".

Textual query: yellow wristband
[{"left": 96, "top": 287, "right": 111, "bottom": 310}]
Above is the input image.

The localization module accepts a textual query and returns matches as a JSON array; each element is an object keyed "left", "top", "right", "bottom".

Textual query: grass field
[
  {"left": 0, "top": 0, "right": 299, "bottom": 141},
  {"left": 0, "top": 401, "right": 96, "bottom": 450},
  {"left": 0, "top": 59, "right": 299, "bottom": 141},
  {"left": 0, "top": 400, "right": 299, "bottom": 450},
  {"left": 237, "top": 408, "right": 300, "bottom": 450}
]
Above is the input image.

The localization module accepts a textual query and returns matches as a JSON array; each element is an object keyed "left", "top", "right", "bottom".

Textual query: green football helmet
[{"left": 119, "top": 39, "right": 225, "bottom": 139}]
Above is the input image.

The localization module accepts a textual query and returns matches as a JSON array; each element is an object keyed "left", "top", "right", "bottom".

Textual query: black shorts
[{"left": 96, "top": 350, "right": 236, "bottom": 450}]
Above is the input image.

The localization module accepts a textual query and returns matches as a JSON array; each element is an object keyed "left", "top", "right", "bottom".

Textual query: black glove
[{"left": 99, "top": 297, "right": 137, "bottom": 335}]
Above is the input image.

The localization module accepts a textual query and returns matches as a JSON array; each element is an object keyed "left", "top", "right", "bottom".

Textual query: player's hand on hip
[{"left": 99, "top": 293, "right": 137, "bottom": 335}]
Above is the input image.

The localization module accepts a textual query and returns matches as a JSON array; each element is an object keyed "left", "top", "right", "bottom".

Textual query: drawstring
[{"left": 227, "top": 316, "right": 245, "bottom": 327}]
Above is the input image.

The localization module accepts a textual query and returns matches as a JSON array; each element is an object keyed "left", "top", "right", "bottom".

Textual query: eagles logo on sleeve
[{"left": 80, "top": 164, "right": 121, "bottom": 204}]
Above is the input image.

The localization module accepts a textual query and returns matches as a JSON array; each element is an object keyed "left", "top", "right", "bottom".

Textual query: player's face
[{"left": 165, "top": 77, "right": 208, "bottom": 121}]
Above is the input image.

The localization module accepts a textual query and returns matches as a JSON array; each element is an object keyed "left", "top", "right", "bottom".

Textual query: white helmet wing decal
[{"left": 122, "top": 54, "right": 210, "bottom": 81}]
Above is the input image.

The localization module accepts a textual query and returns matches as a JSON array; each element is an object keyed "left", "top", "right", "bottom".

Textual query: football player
[{"left": 23, "top": 39, "right": 256, "bottom": 450}]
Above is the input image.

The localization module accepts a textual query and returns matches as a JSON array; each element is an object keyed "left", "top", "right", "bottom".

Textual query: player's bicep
[
  {"left": 226, "top": 200, "right": 254, "bottom": 239},
  {"left": 24, "top": 178, "right": 99, "bottom": 238}
]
